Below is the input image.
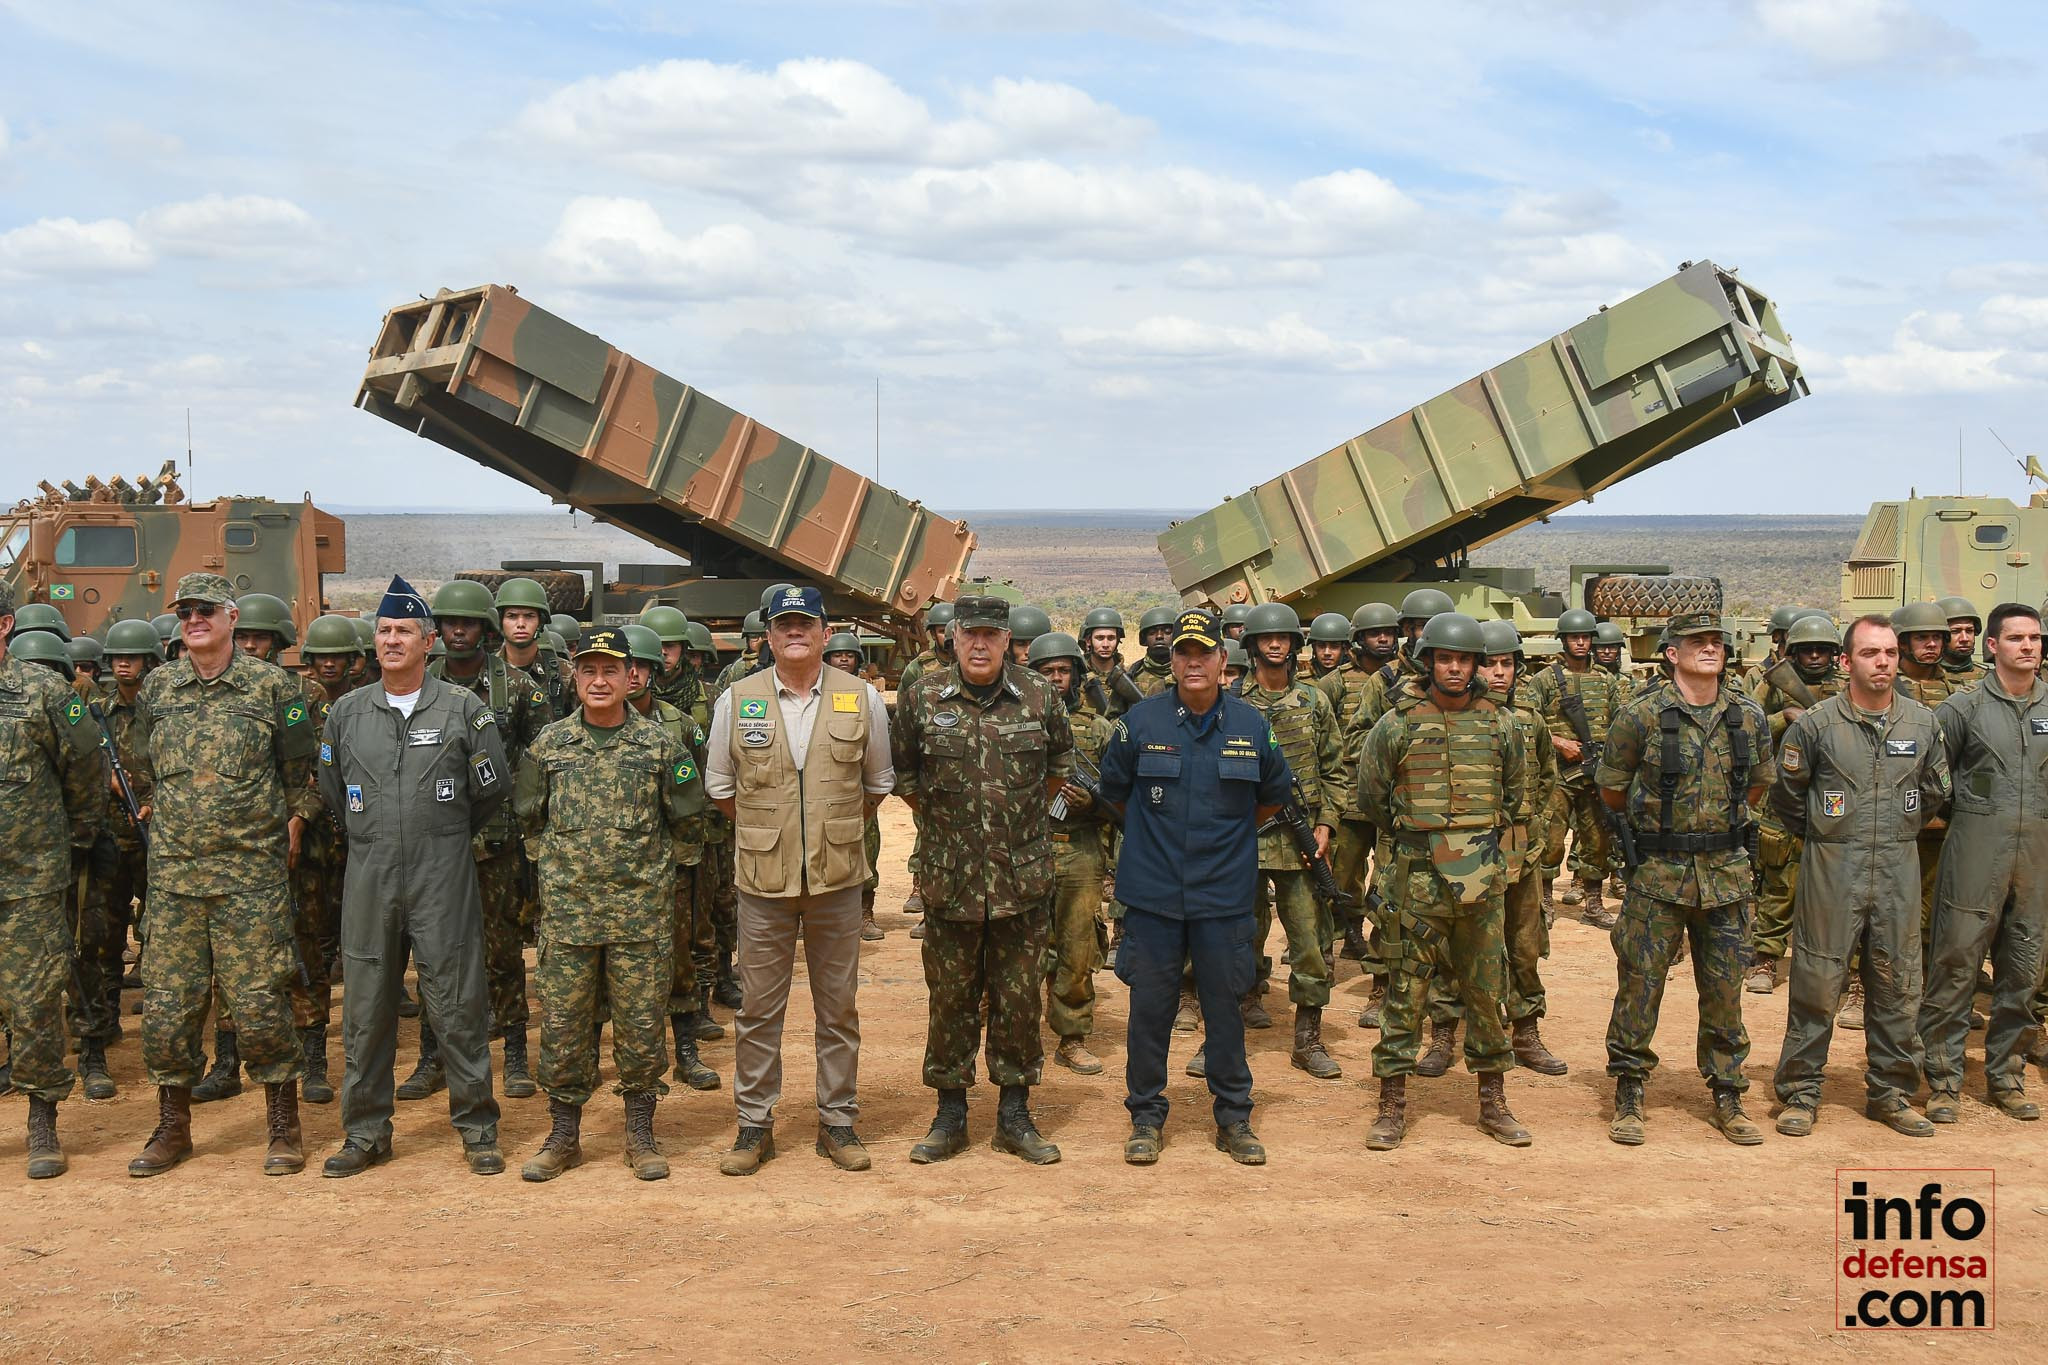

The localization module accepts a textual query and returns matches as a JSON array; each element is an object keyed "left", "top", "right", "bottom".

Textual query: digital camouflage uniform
[
  {"left": 134, "top": 649, "right": 319, "bottom": 1087},
  {"left": 639, "top": 697, "right": 712, "bottom": 1018},
  {"left": 432, "top": 654, "right": 548, "bottom": 1044},
  {"left": 706, "top": 650, "right": 767, "bottom": 967},
  {"left": 1128, "top": 654, "right": 1174, "bottom": 698},
  {"left": 1747, "top": 659, "right": 1842, "bottom": 966},
  {"left": 1045, "top": 704, "right": 1116, "bottom": 1043},
  {"left": 894, "top": 663, "right": 1073, "bottom": 1090},
  {"left": 0, "top": 655, "right": 102, "bottom": 1103},
  {"left": 1770, "top": 693, "right": 1949, "bottom": 1112},
  {"left": 1597, "top": 676, "right": 1772, "bottom": 1093},
  {"left": 1525, "top": 659, "right": 1626, "bottom": 889},
  {"left": 656, "top": 664, "right": 725, "bottom": 980},
  {"left": 1335, "top": 654, "right": 1420, "bottom": 977},
  {"left": 1358, "top": 680, "right": 1524, "bottom": 1077},
  {"left": 1239, "top": 676, "right": 1342, "bottom": 1006},
  {"left": 515, "top": 707, "right": 705, "bottom": 1106},
  {"left": 76, "top": 679, "right": 150, "bottom": 1049}
]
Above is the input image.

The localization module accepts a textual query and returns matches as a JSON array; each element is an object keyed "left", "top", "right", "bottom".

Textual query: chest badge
[
  {"left": 1885, "top": 738, "right": 1918, "bottom": 757},
  {"left": 435, "top": 778, "right": 455, "bottom": 803},
  {"left": 1822, "top": 791, "right": 1846, "bottom": 818},
  {"left": 933, "top": 711, "right": 961, "bottom": 728},
  {"left": 740, "top": 729, "right": 771, "bottom": 747},
  {"left": 1149, "top": 785, "right": 1164, "bottom": 805},
  {"left": 346, "top": 784, "right": 364, "bottom": 813},
  {"left": 1904, "top": 788, "right": 1920, "bottom": 813},
  {"left": 2032, "top": 718, "right": 2048, "bottom": 736}
]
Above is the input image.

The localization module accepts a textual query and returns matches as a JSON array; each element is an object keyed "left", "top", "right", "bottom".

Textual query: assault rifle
[
  {"left": 1554, "top": 678, "right": 1604, "bottom": 785},
  {"left": 87, "top": 700, "right": 148, "bottom": 855},
  {"left": 1761, "top": 657, "right": 1822, "bottom": 712},
  {"left": 1049, "top": 748, "right": 1121, "bottom": 826},
  {"left": 1260, "top": 781, "right": 1357, "bottom": 913}
]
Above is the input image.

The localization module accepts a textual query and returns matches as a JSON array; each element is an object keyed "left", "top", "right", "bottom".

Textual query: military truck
[
  {"left": 1, "top": 465, "right": 346, "bottom": 656},
  {"left": 1158, "top": 259, "right": 1806, "bottom": 644},
  {"left": 356, "top": 285, "right": 975, "bottom": 675},
  {"left": 1839, "top": 487, "right": 2047, "bottom": 624}
]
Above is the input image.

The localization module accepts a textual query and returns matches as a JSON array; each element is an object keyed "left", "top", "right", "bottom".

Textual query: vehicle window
[
  {"left": 225, "top": 524, "right": 258, "bottom": 550},
  {"left": 55, "top": 524, "right": 138, "bottom": 567},
  {"left": 1973, "top": 524, "right": 2010, "bottom": 549},
  {"left": 0, "top": 523, "right": 26, "bottom": 569}
]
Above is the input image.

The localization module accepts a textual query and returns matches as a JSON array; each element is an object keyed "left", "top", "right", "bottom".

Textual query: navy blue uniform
[{"left": 1099, "top": 689, "right": 1292, "bottom": 1130}]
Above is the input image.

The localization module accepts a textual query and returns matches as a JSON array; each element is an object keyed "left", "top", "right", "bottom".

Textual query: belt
[
  {"left": 1632, "top": 828, "right": 1747, "bottom": 854},
  {"left": 1050, "top": 832, "right": 1071, "bottom": 844},
  {"left": 1392, "top": 828, "right": 1494, "bottom": 851}
]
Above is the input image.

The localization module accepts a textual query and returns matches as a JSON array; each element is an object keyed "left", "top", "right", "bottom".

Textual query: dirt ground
[{"left": 2, "top": 800, "right": 2040, "bottom": 1362}]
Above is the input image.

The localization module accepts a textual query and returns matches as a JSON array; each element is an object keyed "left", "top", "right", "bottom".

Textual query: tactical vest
[
  {"left": 1635, "top": 698, "right": 1754, "bottom": 855},
  {"left": 1392, "top": 696, "right": 1507, "bottom": 831},
  {"left": 1240, "top": 678, "right": 1324, "bottom": 810},
  {"left": 725, "top": 664, "right": 870, "bottom": 897}
]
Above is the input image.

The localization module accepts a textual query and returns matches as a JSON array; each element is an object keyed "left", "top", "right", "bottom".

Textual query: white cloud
[
  {"left": 0, "top": 116, "right": 9, "bottom": 159},
  {"left": 1832, "top": 310, "right": 2023, "bottom": 394},
  {"left": 1171, "top": 258, "right": 1325, "bottom": 289},
  {"left": 1500, "top": 189, "right": 1620, "bottom": 237},
  {"left": 1088, "top": 374, "right": 1155, "bottom": 399},
  {"left": 0, "top": 216, "right": 155, "bottom": 277},
  {"left": 540, "top": 197, "right": 779, "bottom": 300},
  {"left": 1063, "top": 312, "right": 1406, "bottom": 370},
  {"left": 137, "top": 194, "right": 313, "bottom": 257},
  {"left": 1750, "top": 0, "right": 1977, "bottom": 72}
]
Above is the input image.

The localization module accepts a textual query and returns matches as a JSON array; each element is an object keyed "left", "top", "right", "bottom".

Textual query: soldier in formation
[
  {"left": 515, "top": 627, "right": 707, "bottom": 1182},
  {"left": 823, "top": 632, "right": 888, "bottom": 940},
  {"left": 1745, "top": 613, "right": 1844, "bottom": 999},
  {"left": 1128, "top": 606, "right": 1177, "bottom": 697},
  {"left": 1598, "top": 611, "right": 1773, "bottom": 1148},
  {"left": 1525, "top": 607, "right": 1626, "bottom": 927},
  {"left": 896, "top": 595, "right": 1072, "bottom": 1165},
  {"left": 1358, "top": 612, "right": 1530, "bottom": 1151}
]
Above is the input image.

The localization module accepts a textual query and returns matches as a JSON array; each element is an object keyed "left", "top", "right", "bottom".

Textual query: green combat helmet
[
  {"left": 104, "top": 617, "right": 164, "bottom": 662},
  {"left": 540, "top": 628, "right": 567, "bottom": 658},
  {"left": 1007, "top": 605, "right": 1052, "bottom": 647},
  {"left": 620, "top": 622, "right": 665, "bottom": 670},
  {"left": 303, "top": 614, "right": 363, "bottom": 656},
  {"left": 66, "top": 635, "right": 104, "bottom": 669},
  {"left": 1080, "top": 606, "right": 1125, "bottom": 639},
  {"left": 428, "top": 638, "right": 446, "bottom": 659},
  {"left": 741, "top": 610, "right": 764, "bottom": 637},
  {"left": 823, "top": 631, "right": 865, "bottom": 668},
  {"left": 1937, "top": 596, "right": 1982, "bottom": 631},
  {"left": 1308, "top": 612, "right": 1353, "bottom": 644},
  {"left": 234, "top": 592, "right": 297, "bottom": 648},
  {"left": 683, "top": 621, "right": 714, "bottom": 657},
  {"left": 1784, "top": 614, "right": 1842, "bottom": 654},
  {"left": 1137, "top": 605, "right": 1178, "bottom": 640},
  {"left": 351, "top": 617, "right": 376, "bottom": 651},
  {"left": 10, "top": 630, "right": 75, "bottom": 679},
  {"left": 152, "top": 612, "right": 179, "bottom": 646},
  {"left": 430, "top": 579, "right": 500, "bottom": 659},
  {"left": 1594, "top": 621, "right": 1626, "bottom": 647},
  {"left": 1351, "top": 601, "right": 1402, "bottom": 634},
  {"left": 924, "top": 601, "right": 956, "bottom": 635},
  {"left": 1416, "top": 611, "right": 1487, "bottom": 656},
  {"left": 10, "top": 602, "right": 73, "bottom": 642},
  {"left": 549, "top": 613, "right": 582, "bottom": 646},
  {"left": 493, "top": 577, "right": 551, "bottom": 616},
  {"left": 1223, "top": 640, "right": 1250, "bottom": 672},
  {"left": 1026, "top": 630, "right": 1086, "bottom": 668},
  {"left": 760, "top": 583, "right": 797, "bottom": 615},
  {"left": 1241, "top": 601, "right": 1304, "bottom": 648},
  {"left": 1397, "top": 588, "right": 1456, "bottom": 624},
  {"left": 638, "top": 604, "right": 691, "bottom": 644},
  {"left": 1555, "top": 607, "right": 1598, "bottom": 637},
  {"left": 1891, "top": 601, "right": 1950, "bottom": 639},
  {"left": 1767, "top": 605, "right": 1809, "bottom": 635},
  {"left": 1479, "top": 619, "right": 1524, "bottom": 658},
  {"left": 1221, "top": 602, "right": 1255, "bottom": 632}
]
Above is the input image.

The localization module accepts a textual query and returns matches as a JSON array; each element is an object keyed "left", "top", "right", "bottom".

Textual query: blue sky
[{"left": 3, "top": 0, "right": 2046, "bottom": 522}]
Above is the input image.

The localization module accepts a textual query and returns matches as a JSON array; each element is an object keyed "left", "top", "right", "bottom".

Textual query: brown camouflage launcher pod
[
  {"left": 1159, "top": 261, "right": 1807, "bottom": 608},
  {"left": 355, "top": 286, "right": 975, "bottom": 652},
  {"left": 0, "top": 470, "right": 343, "bottom": 658}
]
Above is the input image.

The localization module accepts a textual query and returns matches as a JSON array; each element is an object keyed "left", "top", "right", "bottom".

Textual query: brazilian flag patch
[
  {"left": 738, "top": 697, "right": 768, "bottom": 719},
  {"left": 674, "top": 758, "right": 697, "bottom": 784},
  {"left": 64, "top": 697, "right": 84, "bottom": 726},
  {"left": 285, "top": 702, "right": 307, "bottom": 726}
]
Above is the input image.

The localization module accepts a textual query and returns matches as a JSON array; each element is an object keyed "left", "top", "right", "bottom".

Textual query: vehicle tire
[
  {"left": 1587, "top": 574, "right": 1722, "bottom": 619},
  {"left": 454, "top": 569, "right": 589, "bottom": 615}
]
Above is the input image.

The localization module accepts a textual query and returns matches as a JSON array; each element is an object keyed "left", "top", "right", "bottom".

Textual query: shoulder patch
[
  {"left": 284, "top": 701, "right": 307, "bottom": 726},
  {"left": 531, "top": 689, "right": 546, "bottom": 708},
  {"left": 64, "top": 696, "right": 85, "bottom": 726},
  {"left": 674, "top": 757, "right": 697, "bottom": 784},
  {"left": 1780, "top": 742, "right": 1802, "bottom": 774},
  {"left": 320, "top": 742, "right": 333, "bottom": 765},
  {"left": 473, "top": 710, "right": 496, "bottom": 730}
]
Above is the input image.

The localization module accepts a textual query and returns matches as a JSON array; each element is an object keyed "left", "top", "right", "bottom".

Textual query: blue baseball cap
[{"left": 767, "top": 585, "right": 825, "bottom": 621}]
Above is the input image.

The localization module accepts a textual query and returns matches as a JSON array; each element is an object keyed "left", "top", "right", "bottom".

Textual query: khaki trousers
[{"left": 733, "top": 886, "right": 863, "bottom": 1127}]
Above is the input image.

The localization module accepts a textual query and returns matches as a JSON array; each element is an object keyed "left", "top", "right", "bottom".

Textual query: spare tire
[
  {"left": 455, "top": 569, "right": 589, "bottom": 615},
  {"left": 1588, "top": 574, "right": 1723, "bottom": 619}
]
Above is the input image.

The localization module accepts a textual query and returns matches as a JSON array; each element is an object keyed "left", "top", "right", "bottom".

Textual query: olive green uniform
[
  {"left": 1358, "top": 681, "right": 1523, "bottom": 1076},
  {"left": 1896, "top": 663, "right": 1969, "bottom": 936},
  {"left": 1770, "top": 694, "right": 1949, "bottom": 1111},
  {"left": 1045, "top": 706, "right": 1116, "bottom": 1042},
  {"left": 1525, "top": 659, "right": 1625, "bottom": 887},
  {"left": 1239, "top": 676, "right": 1343, "bottom": 1006},
  {"left": 1747, "top": 661, "right": 1842, "bottom": 963}
]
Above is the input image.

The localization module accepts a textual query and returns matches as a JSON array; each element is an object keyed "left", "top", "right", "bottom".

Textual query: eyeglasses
[{"left": 174, "top": 602, "right": 219, "bottom": 620}]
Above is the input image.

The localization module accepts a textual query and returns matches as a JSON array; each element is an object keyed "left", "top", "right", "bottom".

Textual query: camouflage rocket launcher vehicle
[
  {"left": 1, "top": 463, "right": 346, "bottom": 660},
  {"left": 1158, "top": 260, "right": 1807, "bottom": 654},
  {"left": 1839, "top": 470, "right": 2048, "bottom": 627},
  {"left": 355, "top": 286, "right": 975, "bottom": 674}
]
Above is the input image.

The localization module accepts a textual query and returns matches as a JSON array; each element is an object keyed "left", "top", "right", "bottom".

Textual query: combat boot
[
  {"left": 25, "top": 1095, "right": 65, "bottom": 1179},
  {"left": 1580, "top": 880, "right": 1616, "bottom": 929},
  {"left": 694, "top": 984, "right": 725, "bottom": 1040},
  {"left": 713, "top": 953, "right": 744, "bottom": 1010},
  {"left": 1926, "top": 1090, "right": 1961, "bottom": 1124},
  {"left": 1708, "top": 1087, "right": 1764, "bottom": 1145},
  {"left": 1240, "top": 990, "right": 1272, "bottom": 1030},
  {"left": 1744, "top": 955, "right": 1780, "bottom": 994},
  {"left": 910, "top": 920, "right": 925, "bottom": 940},
  {"left": 1415, "top": 1018, "right": 1458, "bottom": 1078},
  {"left": 263, "top": 1081, "right": 305, "bottom": 1175},
  {"left": 1775, "top": 1101, "right": 1817, "bottom": 1136},
  {"left": 670, "top": 1015, "right": 720, "bottom": 1091},
  {"left": 1836, "top": 978, "right": 1865, "bottom": 1031},
  {"left": 903, "top": 887, "right": 924, "bottom": 916},
  {"left": 992, "top": 1085, "right": 1060, "bottom": 1165},
  {"left": 78, "top": 1036, "right": 116, "bottom": 1101},
  {"left": 299, "top": 1026, "right": 333, "bottom": 1105},
  {"left": 1341, "top": 918, "right": 1370, "bottom": 962},
  {"left": 192, "top": 1027, "right": 242, "bottom": 1103},
  {"left": 623, "top": 1093, "right": 669, "bottom": 1180},
  {"left": 1054, "top": 1037, "right": 1104, "bottom": 1075},
  {"left": 2023, "top": 1025, "right": 2048, "bottom": 1067},
  {"left": 1357, "top": 975, "right": 1386, "bottom": 1030},
  {"left": 1609, "top": 1077, "right": 1646, "bottom": 1146},
  {"left": 396, "top": 1025, "right": 445, "bottom": 1101},
  {"left": 860, "top": 907, "right": 885, "bottom": 941},
  {"left": 1289, "top": 1005, "right": 1342, "bottom": 1080},
  {"left": 501, "top": 1030, "right": 537, "bottom": 1099},
  {"left": 1477, "top": 1071, "right": 1532, "bottom": 1147},
  {"left": 1365, "top": 1076, "right": 1407, "bottom": 1151},
  {"left": 1560, "top": 881, "right": 1584, "bottom": 906},
  {"left": 1989, "top": 1086, "right": 2041, "bottom": 1121},
  {"left": 129, "top": 1086, "right": 194, "bottom": 1176},
  {"left": 1213, "top": 1120, "right": 1265, "bottom": 1165},
  {"left": 1172, "top": 988, "right": 1200, "bottom": 1033},
  {"left": 910, "top": 1088, "right": 970, "bottom": 1164},
  {"left": 1865, "top": 1097, "right": 1935, "bottom": 1137},
  {"left": 1510, "top": 1018, "right": 1567, "bottom": 1076},
  {"left": 718, "top": 1125, "right": 775, "bottom": 1176},
  {"left": 396, "top": 983, "right": 419, "bottom": 1018},
  {"left": 522, "top": 1098, "right": 585, "bottom": 1181},
  {"left": 1185, "top": 1047, "right": 1206, "bottom": 1079}
]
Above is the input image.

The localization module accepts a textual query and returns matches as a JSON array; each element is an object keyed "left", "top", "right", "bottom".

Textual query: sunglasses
[{"left": 174, "top": 602, "right": 219, "bottom": 620}]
